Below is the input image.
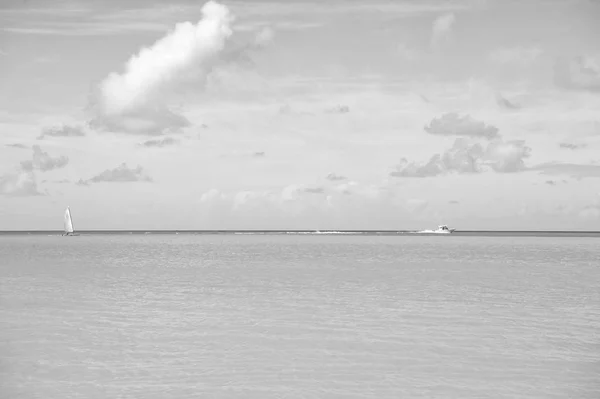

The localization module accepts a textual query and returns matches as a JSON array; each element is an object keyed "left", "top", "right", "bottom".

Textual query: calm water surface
[{"left": 1, "top": 235, "right": 599, "bottom": 398}]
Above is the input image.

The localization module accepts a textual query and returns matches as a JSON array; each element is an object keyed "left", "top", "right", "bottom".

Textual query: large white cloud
[
  {"left": 99, "top": 1, "right": 233, "bottom": 116},
  {"left": 90, "top": 1, "right": 235, "bottom": 135}
]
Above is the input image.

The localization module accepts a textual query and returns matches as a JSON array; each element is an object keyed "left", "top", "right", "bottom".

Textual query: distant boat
[
  {"left": 62, "top": 206, "right": 78, "bottom": 236},
  {"left": 418, "top": 224, "right": 455, "bottom": 234}
]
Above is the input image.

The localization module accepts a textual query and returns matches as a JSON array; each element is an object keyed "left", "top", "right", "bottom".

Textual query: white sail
[{"left": 64, "top": 207, "right": 74, "bottom": 234}]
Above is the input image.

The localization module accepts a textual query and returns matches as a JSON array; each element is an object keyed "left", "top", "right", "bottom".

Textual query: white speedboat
[{"left": 418, "top": 225, "right": 455, "bottom": 234}]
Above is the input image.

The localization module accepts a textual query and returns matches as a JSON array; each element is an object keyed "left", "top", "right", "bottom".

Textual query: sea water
[{"left": 1, "top": 234, "right": 599, "bottom": 398}]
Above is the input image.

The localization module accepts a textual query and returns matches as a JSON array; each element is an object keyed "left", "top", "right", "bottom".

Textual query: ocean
[{"left": 1, "top": 233, "right": 599, "bottom": 398}]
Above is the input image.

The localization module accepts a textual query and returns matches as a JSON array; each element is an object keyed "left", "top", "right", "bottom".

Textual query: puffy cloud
[
  {"left": 253, "top": 26, "right": 274, "bottom": 48},
  {"left": 5, "top": 143, "right": 28, "bottom": 149},
  {"left": 20, "top": 145, "right": 69, "bottom": 172},
  {"left": 531, "top": 162, "right": 600, "bottom": 179},
  {"left": 1, "top": 145, "right": 67, "bottom": 196},
  {"left": 325, "top": 105, "right": 350, "bottom": 114},
  {"left": 100, "top": 1, "right": 233, "bottom": 116},
  {"left": 217, "top": 25, "right": 275, "bottom": 67},
  {"left": 496, "top": 94, "right": 521, "bottom": 110},
  {"left": 89, "top": 105, "right": 190, "bottom": 136},
  {"left": 485, "top": 140, "right": 531, "bottom": 173},
  {"left": 38, "top": 124, "right": 85, "bottom": 139},
  {"left": 326, "top": 172, "right": 347, "bottom": 181},
  {"left": 424, "top": 113, "right": 500, "bottom": 140},
  {"left": 554, "top": 55, "right": 600, "bottom": 93},
  {"left": 219, "top": 150, "right": 268, "bottom": 159},
  {"left": 304, "top": 187, "right": 325, "bottom": 194},
  {"left": 544, "top": 180, "right": 567, "bottom": 186},
  {"left": 390, "top": 138, "right": 531, "bottom": 177},
  {"left": 559, "top": 142, "right": 587, "bottom": 150},
  {"left": 79, "top": 163, "right": 153, "bottom": 184},
  {"left": 140, "top": 137, "right": 179, "bottom": 148},
  {"left": 0, "top": 170, "right": 43, "bottom": 197},
  {"left": 90, "top": 1, "right": 234, "bottom": 135},
  {"left": 430, "top": 13, "right": 455, "bottom": 49}
]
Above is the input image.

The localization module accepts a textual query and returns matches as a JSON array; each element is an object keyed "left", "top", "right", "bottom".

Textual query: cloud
[
  {"left": 1, "top": 145, "right": 68, "bottom": 196},
  {"left": 89, "top": 1, "right": 235, "bottom": 135},
  {"left": 488, "top": 46, "right": 542, "bottom": 67},
  {"left": 38, "top": 124, "right": 86, "bottom": 139},
  {"left": 559, "top": 142, "right": 587, "bottom": 150},
  {"left": 80, "top": 163, "right": 153, "bottom": 184},
  {"left": 196, "top": 181, "right": 422, "bottom": 229},
  {"left": 278, "top": 104, "right": 293, "bottom": 114},
  {"left": 544, "top": 179, "right": 567, "bottom": 186},
  {"left": 430, "top": 13, "right": 455, "bottom": 49},
  {"left": 99, "top": 0, "right": 232, "bottom": 115},
  {"left": 390, "top": 138, "right": 531, "bottom": 177},
  {"left": 219, "top": 150, "right": 268, "bottom": 159},
  {"left": 496, "top": 94, "right": 521, "bottom": 110},
  {"left": 531, "top": 162, "right": 600, "bottom": 179},
  {"left": 449, "top": 200, "right": 459, "bottom": 204},
  {"left": 326, "top": 172, "right": 347, "bottom": 181},
  {"left": 253, "top": 26, "right": 274, "bottom": 48},
  {"left": 5, "top": 143, "right": 29, "bottom": 149},
  {"left": 424, "top": 113, "right": 500, "bottom": 140},
  {"left": 397, "top": 43, "right": 418, "bottom": 61},
  {"left": 215, "top": 25, "right": 275, "bottom": 69},
  {"left": 0, "top": 170, "right": 43, "bottom": 197},
  {"left": 578, "top": 194, "right": 600, "bottom": 219},
  {"left": 140, "top": 137, "right": 179, "bottom": 148},
  {"left": 325, "top": 105, "right": 350, "bottom": 114},
  {"left": 89, "top": 105, "right": 191, "bottom": 136},
  {"left": 304, "top": 187, "right": 325, "bottom": 194},
  {"left": 554, "top": 56, "right": 600, "bottom": 93},
  {"left": 485, "top": 140, "right": 532, "bottom": 173},
  {"left": 20, "top": 145, "right": 69, "bottom": 172}
]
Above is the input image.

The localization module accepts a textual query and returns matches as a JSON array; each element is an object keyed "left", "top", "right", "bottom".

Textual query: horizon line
[{"left": 1, "top": 229, "right": 600, "bottom": 234}]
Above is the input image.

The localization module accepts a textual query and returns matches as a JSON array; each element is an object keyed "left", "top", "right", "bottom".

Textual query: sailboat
[{"left": 63, "top": 206, "right": 78, "bottom": 236}]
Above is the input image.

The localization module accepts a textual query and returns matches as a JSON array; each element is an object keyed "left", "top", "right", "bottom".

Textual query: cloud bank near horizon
[{"left": 78, "top": 163, "right": 153, "bottom": 185}]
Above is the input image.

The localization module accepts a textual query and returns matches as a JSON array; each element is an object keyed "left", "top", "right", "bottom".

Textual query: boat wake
[{"left": 413, "top": 225, "right": 455, "bottom": 234}]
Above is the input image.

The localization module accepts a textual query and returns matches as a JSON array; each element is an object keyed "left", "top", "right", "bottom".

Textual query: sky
[{"left": 1, "top": 0, "right": 600, "bottom": 230}]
